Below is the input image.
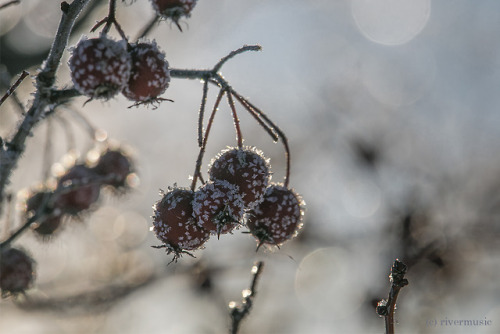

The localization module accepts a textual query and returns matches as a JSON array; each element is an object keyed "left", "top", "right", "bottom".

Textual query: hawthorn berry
[
  {"left": 92, "top": 149, "right": 133, "bottom": 188},
  {"left": 246, "top": 184, "right": 304, "bottom": 249},
  {"left": 150, "top": 0, "right": 197, "bottom": 28},
  {"left": 0, "top": 247, "right": 35, "bottom": 296},
  {"left": 53, "top": 164, "right": 101, "bottom": 215},
  {"left": 152, "top": 187, "right": 210, "bottom": 260},
  {"left": 209, "top": 146, "right": 271, "bottom": 210},
  {"left": 122, "top": 41, "right": 170, "bottom": 102},
  {"left": 68, "top": 35, "right": 131, "bottom": 100},
  {"left": 192, "top": 180, "right": 245, "bottom": 237},
  {"left": 26, "top": 191, "right": 63, "bottom": 237}
]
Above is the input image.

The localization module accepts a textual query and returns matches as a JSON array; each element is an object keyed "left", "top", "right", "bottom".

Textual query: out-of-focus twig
[
  {"left": 0, "top": 0, "right": 20, "bottom": 10},
  {"left": 0, "top": 71, "right": 29, "bottom": 107},
  {"left": 229, "top": 261, "right": 265, "bottom": 334}
]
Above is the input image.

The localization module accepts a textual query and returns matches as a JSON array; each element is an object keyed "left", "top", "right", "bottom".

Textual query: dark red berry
[
  {"left": 192, "top": 180, "right": 245, "bottom": 237},
  {"left": 246, "top": 184, "right": 304, "bottom": 248},
  {"left": 150, "top": 0, "right": 197, "bottom": 28},
  {"left": 92, "top": 149, "right": 133, "bottom": 188},
  {"left": 209, "top": 146, "right": 271, "bottom": 210},
  {"left": 68, "top": 36, "right": 131, "bottom": 99},
  {"left": 26, "top": 191, "right": 63, "bottom": 237},
  {"left": 152, "top": 187, "right": 210, "bottom": 260},
  {"left": 53, "top": 165, "right": 101, "bottom": 215},
  {"left": 123, "top": 41, "right": 170, "bottom": 102},
  {"left": 0, "top": 247, "right": 35, "bottom": 296}
]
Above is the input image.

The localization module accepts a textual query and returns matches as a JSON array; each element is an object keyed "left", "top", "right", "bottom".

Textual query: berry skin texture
[
  {"left": 53, "top": 165, "right": 101, "bottom": 215},
  {"left": 193, "top": 180, "right": 245, "bottom": 237},
  {"left": 0, "top": 247, "right": 35, "bottom": 296},
  {"left": 153, "top": 188, "right": 210, "bottom": 260},
  {"left": 246, "top": 184, "right": 304, "bottom": 249},
  {"left": 150, "top": 0, "right": 197, "bottom": 27},
  {"left": 123, "top": 41, "right": 170, "bottom": 102},
  {"left": 209, "top": 146, "right": 271, "bottom": 210},
  {"left": 26, "top": 191, "right": 63, "bottom": 237},
  {"left": 92, "top": 149, "right": 133, "bottom": 188},
  {"left": 68, "top": 36, "right": 131, "bottom": 100}
]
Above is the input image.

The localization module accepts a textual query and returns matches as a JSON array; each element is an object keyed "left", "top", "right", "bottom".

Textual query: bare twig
[
  {"left": 0, "top": 71, "right": 29, "bottom": 107},
  {"left": 229, "top": 261, "right": 265, "bottom": 334},
  {"left": 0, "top": 0, "right": 20, "bottom": 10},
  {"left": 376, "top": 259, "right": 409, "bottom": 334},
  {"left": 0, "top": 0, "right": 92, "bottom": 215}
]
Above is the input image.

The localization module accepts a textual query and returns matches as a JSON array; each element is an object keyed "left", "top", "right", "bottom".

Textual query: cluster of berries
[
  {"left": 69, "top": 37, "right": 170, "bottom": 103},
  {"left": 152, "top": 146, "right": 304, "bottom": 261},
  {"left": 25, "top": 148, "right": 134, "bottom": 238},
  {"left": 68, "top": 0, "right": 198, "bottom": 102}
]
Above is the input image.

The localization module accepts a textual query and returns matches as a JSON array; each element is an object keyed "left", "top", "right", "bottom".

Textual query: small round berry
[
  {"left": 68, "top": 36, "right": 131, "bottom": 100},
  {"left": 150, "top": 0, "right": 197, "bottom": 28},
  {"left": 122, "top": 41, "right": 170, "bottom": 102},
  {"left": 0, "top": 247, "right": 35, "bottom": 296},
  {"left": 209, "top": 146, "right": 271, "bottom": 210},
  {"left": 246, "top": 184, "right": 304, "bottom": 249},
  {"left": 153, "top": 187, "right": 210, "bottom": 260},
  {"left": 26, "top": 191, "right": 63, "bottom": 237},
  {"left": 53, "top": 165, "right": 101, "bottom": 215},
  {"left": 92, "top": 149, "right": 133, "bottom": 188},
  {"left": 192, "top": 180, "right": 245, "bottom": 237}
]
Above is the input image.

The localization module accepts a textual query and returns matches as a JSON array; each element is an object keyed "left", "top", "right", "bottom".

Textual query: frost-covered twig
[
  {"left": 229, "top": 261, "right": 264, "bottom": 334},
  {"left": 0, "top": 0, "right": 92, "bottom": 215},
  {"left": 376, "top": 259, "right": 409, "bottom": 334}
]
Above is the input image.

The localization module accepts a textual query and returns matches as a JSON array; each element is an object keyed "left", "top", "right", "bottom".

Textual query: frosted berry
[
  {"left": 209, "top": 146, "right": 271, "bottom": 210},
  {"left": 26, "top": 191, "right": 63, "bottom": 237},
  {"left": 152, "top": 187, "right": 210, "bottom": 260},
  {"left": 193, "top": 180, "right": 245, "bottom": 237},
  {"left": 53, "top": 165, "right": 101, "bottom": 215},
  {"left": 150, "top": 0, "right": 197, "bottom": 28},
  {"left": 0, "top": 247, "right": 35, "bottom": 296},
  {"left": 122, "top": 41, "right": 170, "bottom": 102},
  {"left": 92, "top": 149, "right": 133, "bottom": 188},
  {"left": 246, "top": 184, "right": 304, "bottom": 249},
  {"left": 68, "top": 36, "right": 131, "bottom": 99}
]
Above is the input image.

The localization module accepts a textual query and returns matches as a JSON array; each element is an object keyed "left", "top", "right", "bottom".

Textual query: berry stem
[
  {"left": 231, "top": 91, "right": 291, "bottom": 188},
  {"left": 190, "top": 89, "right": 226, "bottom": 191},
  {"left": 213, "top": 45, "right": 262, "bottom": 74},
  {"left": 198, "top": 79, "right": 209, "bottom": 147},
  {"left": 135, "top": 15, "right": 160, "bottom": 41},
  {"left": 91, "top": 0, "right": 127, "bottom": 41},
  {"left": 0, "top": 70, "right": 29, "bottom": 108},
  {"left": 227, "top": 92, "right": 243, "bottom": 148}
]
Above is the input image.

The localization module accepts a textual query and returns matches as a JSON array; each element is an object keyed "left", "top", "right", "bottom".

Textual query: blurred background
[{"left": 1, "top": 0, "right": 500, "bottom": 333}]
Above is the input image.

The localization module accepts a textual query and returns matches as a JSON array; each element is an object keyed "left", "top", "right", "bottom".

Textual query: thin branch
[
  {"left": 0, "top": 0, "right": 92, "bottom": 215},
  {"left": 0, "top": 71, "right": 29, "bottom": 107},
  {"left": 376, "top": 259, "right": 409, "bottom": 334},
  {"left": 190, "top": 89, "right": 225, "bottom": 191},
  {"left": 197, "top": 80, "right": 209, "bottom": 147},
  {"left": 229, "top": 261, "right": 265, "bottom": 334},
  {"left": 0, "top": 0, "right": 19, "bottom": 10},
  {"left": 213, "top": 45, "right": 262, "bottom": 74},
  {"left": 135, "top": 14, "right": 160, "bottom": 41},
  {"left": 226, "top": 92, "right": 243, "bottom": 148}
]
